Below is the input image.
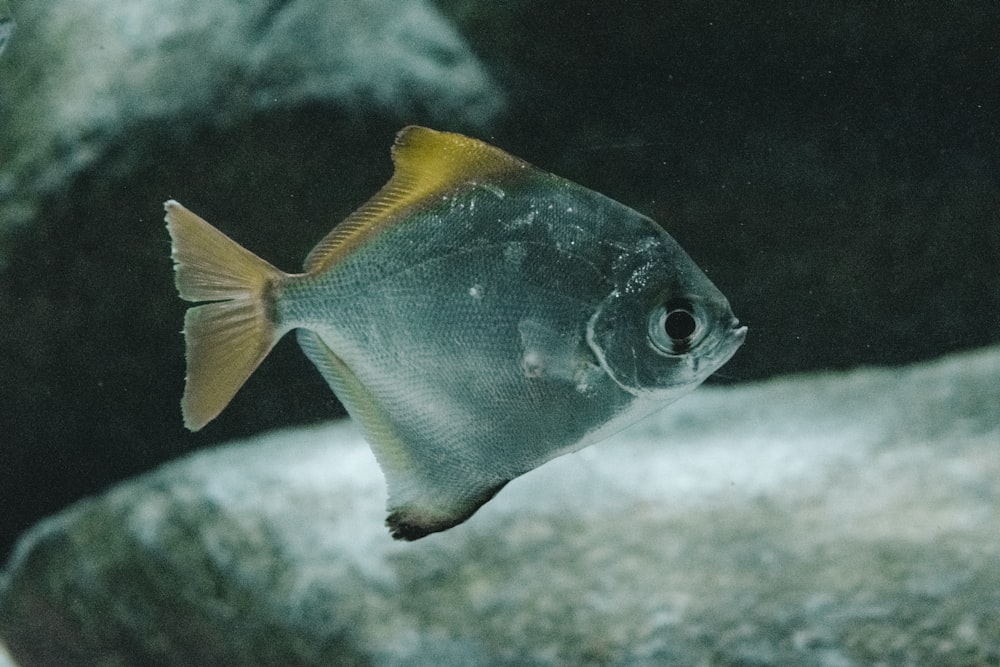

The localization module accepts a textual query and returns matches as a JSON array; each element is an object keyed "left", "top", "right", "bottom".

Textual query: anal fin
[
  {"left": 296, "top": 330, "right": 507, "bottom": 540},
  {"left": 386, "top": 480, "right": 509, "bottom": 541},
  {"left": 296, "top": 329, "right": 412, "bottom": 473}
]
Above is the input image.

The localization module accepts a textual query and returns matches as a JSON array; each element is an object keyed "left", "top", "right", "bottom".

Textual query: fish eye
[
  {"left": 664, "top": 306, "right": 697, "bottom": 340},
  {"left": 648, "top": 298, "right": 705, "bottom": 356}
]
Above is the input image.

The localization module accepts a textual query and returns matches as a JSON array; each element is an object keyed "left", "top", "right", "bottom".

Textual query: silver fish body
[{"left": 166, "top": 126, "right": 746, "bottom": 539}]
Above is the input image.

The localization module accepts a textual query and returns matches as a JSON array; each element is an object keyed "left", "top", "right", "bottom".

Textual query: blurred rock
[
  {"left": 0, "top": 0, "right": 502, "bottom": 249},
  {"left": 0, "top": 0, "right": 503, "bottom": 557},
  {"left": 2, "top": 346, "right": 998, "bottom": 665}
]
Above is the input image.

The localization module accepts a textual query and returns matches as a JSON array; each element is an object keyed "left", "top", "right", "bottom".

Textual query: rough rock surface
[
  {"left": 2, "top": 346, "right": 998, "bottom": 665},
  {"left": 0, "top": 0, "right": 502, "bottom": 249}
]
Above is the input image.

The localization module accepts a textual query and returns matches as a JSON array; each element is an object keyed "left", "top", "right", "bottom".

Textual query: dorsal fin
[{"left": 303, "top": 126, "right": 532, "bottom": 274}]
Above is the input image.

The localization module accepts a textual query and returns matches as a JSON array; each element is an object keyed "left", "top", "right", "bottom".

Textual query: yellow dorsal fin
[{"left": 303, "top": 126, "right": 531, "bottom": 274}]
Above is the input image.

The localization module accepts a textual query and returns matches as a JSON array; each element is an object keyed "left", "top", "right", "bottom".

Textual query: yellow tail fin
[{"left": 165, "top": 200, "right": 288, "bottom": 431}]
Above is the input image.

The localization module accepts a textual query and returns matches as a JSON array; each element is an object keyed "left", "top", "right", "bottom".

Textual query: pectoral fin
[{"left": 296, "top": 329, "right": 509, "bottom": 540}]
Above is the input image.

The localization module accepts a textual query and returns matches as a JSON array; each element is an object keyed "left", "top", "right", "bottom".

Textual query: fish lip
[
  {"left": 705, "top": 320, "right": 746, "bottom": 371},
  {"left": 729, "top": 318, "right": 748, "bottom": 342}
]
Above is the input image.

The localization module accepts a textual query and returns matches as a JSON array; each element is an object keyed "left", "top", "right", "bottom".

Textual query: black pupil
[{"left": 664, "top": 308, "right": 697, "bottom": 341}]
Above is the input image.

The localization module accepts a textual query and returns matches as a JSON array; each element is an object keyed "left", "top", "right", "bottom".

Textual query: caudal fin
[{"left": 165, "top": 200, "right": 288, "bottom": 431}]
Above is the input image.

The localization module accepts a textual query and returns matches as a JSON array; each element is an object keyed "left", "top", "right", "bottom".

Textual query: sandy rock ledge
[{"left": 2, "top": 346, "right": 999, "bottom": 665}]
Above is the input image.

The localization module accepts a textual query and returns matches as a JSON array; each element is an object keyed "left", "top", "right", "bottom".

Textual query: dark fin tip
[{"left": 386, "top": 480, "right": 510, "bottom": 541}]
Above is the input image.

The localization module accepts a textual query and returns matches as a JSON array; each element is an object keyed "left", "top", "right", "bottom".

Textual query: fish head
[{"left": 587, "top": 232, "right": 746, "bottom": 399}]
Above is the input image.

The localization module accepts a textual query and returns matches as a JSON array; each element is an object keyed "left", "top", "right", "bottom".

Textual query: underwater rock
[
  {"left": 0, "top": 0, "right": 503, "bottom": 248},
  {"left": 0, "top": 0, "right": 503, "bottom": 559},
  {"left": 2, "top": 346, "right": 999, "bottom": 665}
]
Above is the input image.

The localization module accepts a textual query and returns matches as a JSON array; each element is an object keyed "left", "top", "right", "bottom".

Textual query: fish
[
  {"left": 165, "top": 126, "right": 746, "bottom": 540},
  {"left": 0, "top": 1, "right": 14, "bottom": 58}
]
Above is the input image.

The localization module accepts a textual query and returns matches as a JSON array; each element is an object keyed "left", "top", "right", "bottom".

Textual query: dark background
[{"left": 2, "top": 0, "right": 998, "bottom": 558}]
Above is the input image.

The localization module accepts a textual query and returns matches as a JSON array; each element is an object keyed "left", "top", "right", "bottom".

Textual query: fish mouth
[
  {"left": 679, "top": 318, "right": 746, "bottom": 385},
  {"left": 730, "top": 319, "right": 748, "bottom": 343},
  {"left": 707, "top": 318, "right": 747, "bottom": 370}
]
